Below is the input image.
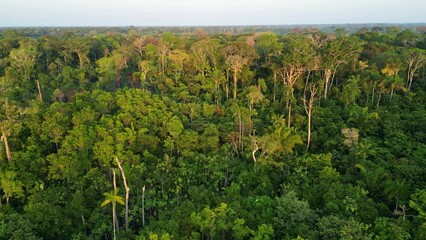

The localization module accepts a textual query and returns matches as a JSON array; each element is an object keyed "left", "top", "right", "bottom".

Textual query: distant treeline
[{"left": 1, "top": 23, "right": 425, "bottom": 38}]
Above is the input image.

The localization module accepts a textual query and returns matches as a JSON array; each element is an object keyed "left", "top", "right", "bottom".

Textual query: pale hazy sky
[{"left": 0, "top": 0, "right": 424, "bottom": 26}]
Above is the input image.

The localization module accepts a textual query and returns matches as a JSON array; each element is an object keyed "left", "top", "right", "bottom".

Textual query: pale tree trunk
[
  {"left": 116, "top": 157, "right": 130, "bottom": 231},
  {"left": 251, "top": 134, "right": 259, "bottom": 163},
  {"left": 324, "top": 69, "right": 331, "bottom": 99},
  {"left": 142, "top": 186, "right": 146, "bottom": 227},
  {"left": 161, "top": 57, "right": 165, "bottom": 76},
  {"left": 407, "top": 67, "right": 416, "bottom": 92},
  {"left": 214, "top": 79, "right": 219, "bottom": 105},
  {"left": 376, "top": 90, "right": 382, "bottom": 108},
  {"left": 233, "top": 71, "right": 238, "bottom": 99},
  {"left": 278, "top": 67, "right": 299, "bottom": 129},
  {"left": 112, "top": 169, "right": 120, "bottom": 232},
  {"left": 330, "top": 67, "right": 339, "bottom": 89},
  {"left": 286, "top": 84, "right": 294, "bottom": 128},
  {"left": 406, "top": 61, "right": 412, "bottom": 90},
  {"left": 406, "top": 64, "right": 413, "bottom": 92},
  {"left": 303, "top": 85, "right": 318, "bottom": 151},
  {"left": 287, "top": 104, "right": 292, "bottom": 128},
  {"left": 238, "top": 113, "right": 242, "bottom": 154},
  {"left": 307, "top": 108, "right": 312, "bottom": 150},
  {"left": 76, "top": 52, "right": 85, "bottom": 69},
  {"left": 406, "top": 55, "right": 426, "bottom": 93},
  {"left": 112, "top": 204, "right": 117, "bottom": 240},
  {"left": 201, "top": 68, "right": 205, "bottom": 78},
  {"left": 408, "top": 76, "right": 413, "bottom": 92},
  {"left": 241, "top": 114, "right": 245, "bottom": 153},
  {"left": 1, "top": 132, "right": 12, "bottom": 161},
  {"left": 141, "top": 72, "right": 148, "bottom": 88},
  {"left": 81, "top": 214, "right": 86, "bottom": 233},
  {"left": 273, "top": 71, "right": 277, "bottom": 102},
  {"left": 304, "top": 70, "right": 311, "bottom": 96},
  {"left": 36, "top": 79, "right": 43, "bottom": 103},
  {"left": 252, "top": 147, "right": 258, "bottom": 163},
  {"left": 225, "top": 70, "right": 229, "bottom": 99}
]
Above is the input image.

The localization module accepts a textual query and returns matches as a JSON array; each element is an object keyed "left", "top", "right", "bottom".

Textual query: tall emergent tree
[{"left": 224, "top": 42, "right": 257, "bottom": 99}]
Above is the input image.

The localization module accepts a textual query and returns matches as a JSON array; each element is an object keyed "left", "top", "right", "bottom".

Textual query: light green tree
[{"left": 0, "top": 171, "right": 23, "bottom": 205}]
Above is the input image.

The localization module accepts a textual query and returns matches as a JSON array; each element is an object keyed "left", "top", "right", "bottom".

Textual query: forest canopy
[{"left": 0, "top": 27, "right": 426, "bottom": 239}]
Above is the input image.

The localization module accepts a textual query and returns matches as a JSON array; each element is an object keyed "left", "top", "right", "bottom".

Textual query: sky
[{"left": 0, "top": 0, "right": 425, "bottom": 27}]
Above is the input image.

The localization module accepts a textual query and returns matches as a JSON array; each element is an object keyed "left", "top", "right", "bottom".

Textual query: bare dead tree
[{"left": 115, "top": 157, "right": 130, "bottom": 231}]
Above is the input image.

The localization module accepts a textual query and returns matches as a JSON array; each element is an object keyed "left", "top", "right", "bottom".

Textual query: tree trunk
[
  {"left": 407, "top": 72, "right": 414, "bottom": 92},
  {"left": 81, "top": 214, "right": 86, "bottom": 233},
  {"left": 330, "top": 67, "right": 338, "bottom": 88},
  {"left": 286, "top": 85, "right": 292, "bottom": 128},
  {"left": 238, "top": 113, "right": 242, "bottom": 154},
  {"left": 36, "top": 79, "right": 43, "bottom": 102},
  {"left": 1, "top": 132, "right": 12, "bottom": 161},
  {"left": 112, "top": 169, "right": 120, "bottom": 232},
  {"left": 252, "top": 148, "right": 258, "bottom": 163},
  {"left": 77, "top": 52, "right": 84, "bottom": 68},
  {"left": 304, "top": 70, "right": 311, "bottom": 96},
  {"left": 324, "top": 69, "right": 331, "bottom": 99},
  {"left": 287, "top": 104, "right": 292, "bottom": 128},
  {"left": 214, "top": 79, "right": 219, "bottom": 105},
  {"left": 225, "top": 70, "right": 229, "bottom": 99},
  {"left": 376, "top": 90, "right": 382, "bottom": 108},
  {"left": 273, "top": 71, "right": 277, "bottom": 102},
  {"left": 307, "top": 108, "right": 312, "bottom": 151},
  {"left": 142, "top": 186, "right": 146, "bottom": 227},
  {"left": 407, "top": 62, "right": 412, "bottom": 88},
  {"left": 233, "top": 71, "right": 238, "bottom": 99},
  {"left": 241, "top": 114, "right": 244, "bottom": 153},
  {"left": 161, "top": 57, "right": 165, "bottom": 76},
  {"left": 112, "top": 204, "right": 117, "bottom": 240},
  {"left": 303, "top": 85, "right": 317, "bottom": 151},
  {"left": 406, "top": 61, "right": 413, "bottom": 92},
  {"left": 116, "top": 157, "right": 130, "bottom": 231}
]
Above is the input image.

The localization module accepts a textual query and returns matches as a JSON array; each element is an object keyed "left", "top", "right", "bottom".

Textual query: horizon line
[{"left": 1, "top": 22, "right": 425, "bottom": 28}]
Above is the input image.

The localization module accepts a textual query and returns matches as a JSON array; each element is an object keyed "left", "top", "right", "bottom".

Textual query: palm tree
[
  {"left": 251, "top": 116, "right": 302, "bottom": 166},
  {"left": 269, "top": 116, "right": 303, "bottom": 155},
  {"left": 385, "top": 179, "right": 410, "bottom": 213},
  {"left": 355, "top": 164, "right": 389, "bottom": 196},
  {"left": 101, "top": 189, "right": 124, "bottom": 240}
]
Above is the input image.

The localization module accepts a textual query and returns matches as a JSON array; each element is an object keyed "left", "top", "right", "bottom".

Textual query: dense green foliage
[{"left": 0, "top": 27, "right": 426, "bottom": 239}]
